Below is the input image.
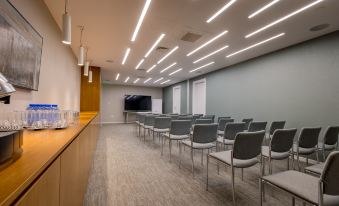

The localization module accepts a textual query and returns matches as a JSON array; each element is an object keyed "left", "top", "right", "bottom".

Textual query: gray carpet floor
[{"left": 84, "top": 124, "right": 311, "bottom": 206}]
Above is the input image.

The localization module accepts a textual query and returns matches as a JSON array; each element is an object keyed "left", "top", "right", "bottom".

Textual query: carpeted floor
[{"left": 84, "top": 124, "right": 310, "bottom": 206}]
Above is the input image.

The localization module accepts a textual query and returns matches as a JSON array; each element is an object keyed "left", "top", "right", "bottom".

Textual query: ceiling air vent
[
  {"left": 181, "top": 32, "right": 202, "bottom": 43},
  {"left": 156, "top": 46, "right": 169, "bottom": 51}
]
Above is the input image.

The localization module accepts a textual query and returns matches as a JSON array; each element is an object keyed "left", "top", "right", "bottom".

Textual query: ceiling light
[
  {"left": 169, "top": 68, "right": 182, "bottom": 76},
  {"left": 77, "top": 26, "right": 85, "bottom": 65},
  {"left": 84, "top": 60, "right": 90, "bottom": 76},
  {"left": 248, "top": 0, "right": 280, "bottom": 19},
  {"left": 88, "top": 70, "right": 93, "bottom": 83},
  {"left": 227, "top": 33, "right": 285, "bottom": 58},
  {"left": 187, "top": 30, "right": 228, "bottom": 56},
  {"left": 189, "top": 61, "right": 214, "bottom": 73},
  {"left": 145, "top": 33, "right": 165, "bottom": 57},
  {"left": 206, "top": 0, "right": 237, "bottom": 23},
  {"left": 246, "top": 0, "right": 323, "bottom": 38},
  {"left": 193, "top": 45, "right": 229, "bottom": 64},
  {"left": 160, "top": 80, "right": 171, "bottom": 85},
  {"left": 135, "top": 59, "right": 145, "bottom": 69},
  {"left": 124, "top": 76, "right": 130, "bottom": 83},
  {"left": 122, "top": 48, "right": 131, "bottom": 65},
  {"left": 115, "top": 73, "right": 120, "bottom": 80},
  {"left": 131, "top": 0, "right": 152, "bottom": 42},
  {"left": 153, "top": 77, "right": 163, "bottom": 83},
  {"left": 157, "top": 46, "right": 179, "bottom": 64},
  {"left": 62, "top": 0, "right": 71, "bottom": 44},
  {"left": 144, "top": 77, "right": 152, "bottom": 83},
  {"left": 146, "top": 64, "right": 157, "bottom": 73},
  {"left": 133, "top": 78, "right": 140, "bottom": 84},
  {"left": 160, "top": 62, "right": 176, "bottom": 73}
]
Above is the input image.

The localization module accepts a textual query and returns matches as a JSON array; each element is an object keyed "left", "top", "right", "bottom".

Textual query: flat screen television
[{"left": 124, "top": 95, "right": 152, "bottom": 111}]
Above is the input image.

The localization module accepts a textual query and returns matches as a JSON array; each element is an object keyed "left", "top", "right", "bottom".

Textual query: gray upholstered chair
[
  {"left": 217, "top": 122, "right": 246, "bottom": 151},
  {"left": 163, "top": 120, "right": 192, "bottom": 161},
  {"left": 194, "top": 118, "right": 213, "bottom": 125},
  {"left": 169, "top": 115, "right": 179, "bottom": 120},
  {"left": 305, "top": 162, "right": 324, "bottom": 176},
  {"left": 138, "top": 114, "right": 146, "bottom": 137},
  {"left": 291, "top": 127, "right": 321, "bottom": 171},
  {"left": 178, "top": 116, "right": 193, "bottom": 121},
  {"left": 217, "top": 116, "right": 231, "bottom": 123},
  {"left": 152, "top": 117, "right": 171, "bottom": 144},
  {"left": 318, "top": 126, "right": 339, "bottom": 160},
  {"left": 217, "top": 118, "right": 234, "bottom": 136},
  {"left": 202, "top": 115, "right": 215, "bottom": 122},
  {"left": 265, "top": 121, "right": 286, "bottom": 143},
  {"left": 180, "top": 124, "right": 218, "bottom": 177},
  {"left": 242, "top": 118, "right": 253, "bottom": 130},
  {"left": 260, "top": 151, "right": 339, "bottom": 206},
  {"left": 261, "top": 128, "right": 297, "bottom": 174},
  {"left": 207, "top": 131, "right": 265, "bottom": 206},
  {"left": 142, "top": 115, "right": 156, "bottom": 141},
  {"left": 248, "top": 121, "right": 267, "bottom": 132}
]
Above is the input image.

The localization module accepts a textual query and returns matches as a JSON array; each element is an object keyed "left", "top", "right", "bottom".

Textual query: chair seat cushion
[
  {"left": 216, "top": 137, "right": 234, "bottom": 145},
  {"left": 209, "top": 150, "right": 259, "bottom": 168},
  {"left": 305, "top": 163, "right": 324, "bottom": 175},
  {"left": 153, "top": 128, "right": 169, "bottom": 132},
  {"left": 164, "top": 134, "right": 189, "bottom": 140},
  {"left": 318, "top": 143, "right": 337, "bottom": 151},
  {"left": 292, "top": 144, "right": 316, "bottom": 155},
  {"left": 182, "top": 140, "right": 216, "bottom": 149},
  {"left": 143, "top": 125, "right": 153, "bottom": 129},
  {"left": 261, "top": 146, "right": 290, "bottom": 160},
  {"left": 217, "top": 130, "right": 224, "bottom": 135}
]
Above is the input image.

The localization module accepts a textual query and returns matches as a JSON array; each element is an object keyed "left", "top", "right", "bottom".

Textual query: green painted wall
[{"left": 163, "top": 81, "right": 188, "bottom": 114}]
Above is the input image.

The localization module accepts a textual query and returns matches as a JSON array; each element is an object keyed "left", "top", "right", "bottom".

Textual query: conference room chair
[
  {"left": 265, "top": 121, "right": 286, "bottom": 144},
  {"left": 163, "top": 120, "right": 192, "bottom": 161},
  {"left": 217, "top": 118, "right": 234, "bottom": 136},
  {"left": 241, "top": 118, "right": 253, "bottom": 130},
  {"left": 261, "top": 128, "right": 297, "bottom": 174},
  {"left": 217, "top": 116, "right": 231, "bottom": 123},
  {"left": 194, "top": 118, "right": 214, "bottom": 125},
  {"left": 180, "top": 124, "right": 218, "bottom": 177},
  {"left": 142, "top": 115, "right": 156, "bottom": 141},
  {"left": 178, "top": 115, "right": 193, "bottom": 120},
  {"left": 138, "top": 114, "right": 146, "bottom": 137},
  {"left": 305, "top": 162, "right": 324, "bottom": 176},
  {"left": 202, "top": 115, "right": 215, "bottom": 122},
  {"left": 192, "top": 115, "right": 200, "bottom": 123},
  {"left": 217, "top": 122, "right": 246, "bottom": 151},
  {"left": 152, "top": 117, "right": 171, "bottom": 144},
  {"left": 260, "top": 151, "right": 339, "bottom": 206},
  {"left": 248, "top": 121, "right": 267, "bottom": 132},
  {"left": 207, "top": 131, "right": 265, "bottom": 206},
  {"left": 169, "top": 115, "right": 179, "bottom": 120},
  {"left": 318, "top": 126, "right": 339, "bottom": 160},
  {"left": 291, "top": 127, "right": 322, "bottom": 171}
]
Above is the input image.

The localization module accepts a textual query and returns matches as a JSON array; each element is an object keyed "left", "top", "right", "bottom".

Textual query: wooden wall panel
[{"left": 80, "top": 66, "right": 101, "bottom": 112}]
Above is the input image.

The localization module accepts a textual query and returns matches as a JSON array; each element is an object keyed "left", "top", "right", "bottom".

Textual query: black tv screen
[{"left": 124, "top": 95, "right": 152, "bottom": 111}]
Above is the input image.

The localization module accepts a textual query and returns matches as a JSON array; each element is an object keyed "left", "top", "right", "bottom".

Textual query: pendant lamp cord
[
  {"left": 64, "top": 0, "right": 69, "bottom": 14},
  {"left": 79, "top": 26, "right": 84, "bottom": 46}
]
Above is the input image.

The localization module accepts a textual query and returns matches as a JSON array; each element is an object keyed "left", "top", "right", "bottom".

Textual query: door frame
[
  {"left": 192, "top": 78, "right": 206, "bottom": 115},
  {"left": 172, "top": 85, "right": 181, "bottom": 114}
]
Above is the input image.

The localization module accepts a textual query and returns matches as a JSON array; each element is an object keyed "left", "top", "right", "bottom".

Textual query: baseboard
[{"left": 100, "top": 121, "right": 135, "bottom": 124}]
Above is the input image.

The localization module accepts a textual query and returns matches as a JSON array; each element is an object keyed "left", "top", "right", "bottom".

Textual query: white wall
[
  {"left": 101, "top": 84, "right": 162, "bottom": 123},
  {"left": 0, "top": 0, "right": 80, "bottom": 112}
]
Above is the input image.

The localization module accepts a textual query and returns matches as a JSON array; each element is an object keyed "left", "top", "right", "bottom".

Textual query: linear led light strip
[
  {"left": 153, "top": 77, "right": 163, "bottom": 83},
  {"left": 248, "top": 0, "right": 280, "bottom": 19},
  {"left": 124, "top": 76, "right": 130, "bottom": 83},
  {"left": 193, "top": 45, "right": 229, "bottom": 64},
  {"left": 227, "top": 33, "right": 285, "bottom": 58},
  {"left": 169, "top": 68, "right": 182, "bottom": 76},
  {"left": 115, "top": 73, "right": 120, "bottom": 80},
  {"left": 189, "top": 61, "right": 214, "bottom": 73},
  {"left": 206, "top": 0, "right": 237, "bottom": 23},
  {"left": 122, "top": 48, "right": 131, "bottom": 65},
  {"left": 157, "top": 46, "right": 179, "bottom": 64},
  {"left": 144, "top": 77, "right": 152, "bottom": 83},
  {"left": 246, "top": 0, "right": 323, "bottom": 38},
  {"left": 146, "top": 64, "right": 157, "bottom": 73},
  {"left": 160, "top": 80, "right": 170, "bottom": 85},
  {"left": 160, "top": 62, "right": 176, "bottom": 73},
  {"left": 135, "top": 59, "right": 144, "bottom": 69},
  {"left": 133, "top": 78, "right": 140, "bottom": 84},
  {"left": 187, "top": 30, "right": 228, "bottom": 56},
  {"left": 145, "top": 33, "right": 165, "bottom": 57},
  {"left": 131, "top": 0, "right": 152, "bottom": 42}
]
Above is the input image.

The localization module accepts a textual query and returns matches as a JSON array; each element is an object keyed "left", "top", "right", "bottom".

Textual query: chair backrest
[
  {"left": 139, "top": 114, "right": 146, "bottom": 123},
  {"left": 298, "top": 127, "right": 321, "bottom": 148},
  {"left": 323, "top": 126, "right": 339, "bottom": 146},
  {"left": 178, "top": 116, "right": 193, "bottom": 121},
  {"left": 170, "top": 120, "right": 192, "bottom": 136},
  {"left": 195, "top": 119, "right": 213, "bottom": 124},
  {"left": 233, "top": 131, "right": 265, "bottom": 160},
  {"left": 248, "top": 121, "right": 267, "bottom": 132},
  {"left": 224, "top": 122, "right": 246, "bottom": 140},
  {"left": 144, "top": 115, "right": 156, "bottom": 126},
  {"left": 169, "top": 115, "right": 179, "bottom": 120},
  {"left": 202, "top": 115, "right": 215, "bottom": 122},
  {"left": 217, "top": 116, "right": 231, "bottom": 123},
  {"left": 154, "top": 117, "right": 171, "bottom": 129},
  {"left": 320, "top": 151, "right": 339, "bottom": 196},
  {"left": 269, "top": 121, "right": 286, "bottom": 135},
  {"left": 192, "top": 124, "right": 218, "bottom": 144},
  {"left": 217, "top": 118, "right": 234, "bottom": 131},
  {"left": 270, "top": 128, "right": 297, "bottom": 153},
  {"left": 242, "top": 118, "right": 253, "bottom": 129}
]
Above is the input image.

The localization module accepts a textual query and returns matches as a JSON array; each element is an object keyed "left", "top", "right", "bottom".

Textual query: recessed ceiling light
[
  {"left": 144, "top": 77, "right": 152, "bottom": 83},
  {"left": 157, "top": 46, "right": 179, "bottom": 64},
  {"left": 116, "top": 73, "right": 120, "bottom": 80},
  {"left": 169, "top": 68, "right": 182, "bottom": 76},
  {"left": 187, "top": 30, "right": 228, "bottom": 56},
  {"left": 122, "top": 48, "right": 131, "bottom": 65},
  {"left": 245, "top": 0, "right": 323, "bottom": 38},
  {"left": 206, "top": 0, "right": 237, "bottom": 23},
  {"left": 131, "top": 0, "right": 152, "bottom": 42},
  {"left": 309, "top": 23, "right": 330, "bottom": 32},
  {"left": 133, "top": 78, "right": 140, "bottom": 84},
  {"left": 135, "top": 59, "right": 145, "bottom": 69},
  {"left": 160, "top": 80, "right": 171, "bottom": 85},
  {"left": 160, "top": 62, "right": 177, "bottom": 73},
  {"left": 124, "top": 76, "right": 130, "bottom": 83},
  {"left": 153, "top": 77, "right": 163, "bottom": 83},
  {"left": 248, "top": 0, "right": 280, "bottom": 19},
  {"left": 146, "top": 64, "right": 157, "bottom": 73},
  {"left": 145, "top": 33, "right": 165, "bottom": 58},
  {"left": 189, "top": 61, "right": 215, "bottom": 73},
  {"left": 193, "top": 45, "right": 229, "bottom": 64},
  {"left": 227, "top": 33, "right": 285, "bottom": 58}
]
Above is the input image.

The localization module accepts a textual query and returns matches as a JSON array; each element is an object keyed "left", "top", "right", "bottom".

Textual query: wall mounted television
[{"left": 124, "top": 95, "right": 152, "bottom": 111}]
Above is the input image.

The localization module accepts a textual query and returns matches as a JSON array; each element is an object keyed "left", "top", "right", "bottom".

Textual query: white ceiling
[{"left": 43, "top": 0, "right": 339, "bottom": 87}]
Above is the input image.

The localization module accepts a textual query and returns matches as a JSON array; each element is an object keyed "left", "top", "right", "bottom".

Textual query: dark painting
[{"left": 0, "top": 0, "right": 43, "bottom": 90}]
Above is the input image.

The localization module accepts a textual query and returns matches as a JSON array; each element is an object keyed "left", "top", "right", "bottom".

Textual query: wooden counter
[{"left": 0, "top": 112, "right": 99, "bottom": 206}]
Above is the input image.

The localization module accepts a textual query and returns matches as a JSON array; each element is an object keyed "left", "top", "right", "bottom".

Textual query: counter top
[{"left": 0, "top": 112, "right": 98, "bottom": 206}]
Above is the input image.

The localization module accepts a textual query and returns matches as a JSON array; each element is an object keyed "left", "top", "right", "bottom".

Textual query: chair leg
[
  {"left": 262, "top": 157, "right": 265, "bottom": 176},
  {"left": 241, "top": 168, "right": 244, "bottom": 181},
  {"left": 291, "top": 153, "right": 295, "bottom": 170},
  {"left": 169, "top": 140, "right": 172, "bottom": 162},
  {"left": 315, "top": 150, "right": 319, "bottom": 163},
  {"left": 259, "top": 179, "right": 263, "bottom": 206},
  {"left": 269, "top": 158, "right": 272, "bottom": 174},
  {"left": 161, "top": 134, "right": 164, "bottom": 156},
  {"left": 322, "top": 150, "right": 326, "bottom": 161},
  {"left": 153, "top": 131, "right": 155, "bottom": 143},
  {"left": 179, "top": 142, "right": 182, "bottom": 168},
  {"left": 292, "top": 197, "right": 295, "bottom": 206},
  {"left": 287, "top": 157, "right": 290, "bottom": 170},
  {"left": 191, "top": 148, "right": 195, "bottom": 177},
  {"left": 206, "top": 155, "right": 209, "bottom": 191},
  {"left": 297, "top": 153, "right": 300, "bottom": 171},
  {"left": 201, "top": 149, "right": 204, "bottom": 166},
  {"left": 231, "top": 165, "right": 236, "bottom": 206},
  {"left": 143, "top": 128, "right": 146, "bottom": 142}
]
